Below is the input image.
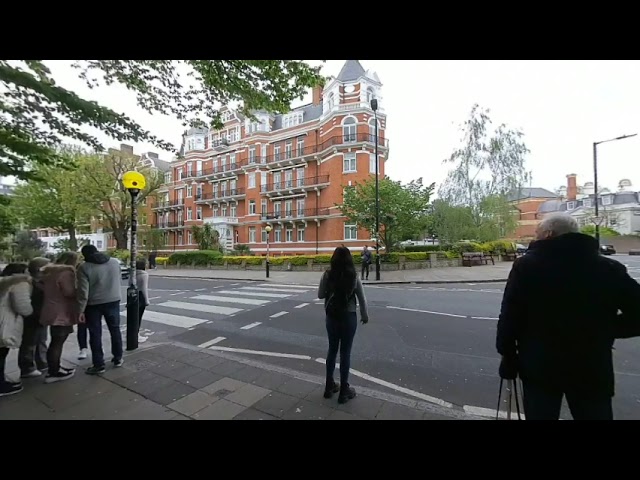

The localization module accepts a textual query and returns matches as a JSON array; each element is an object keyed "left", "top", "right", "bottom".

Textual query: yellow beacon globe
[{"left": 122, "top": 171, "right": 146, "bottom": 190}]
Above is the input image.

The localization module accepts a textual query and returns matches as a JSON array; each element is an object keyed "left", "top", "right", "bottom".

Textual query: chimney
[
  {"left": 120, "top": 143, "right": 134, "bottom": 155},
  {"left": 312, "top": 84, "right": 324, "bottom": 106},
  {"left": 567, "top": 174, "right": 577, "bottom": 201}
]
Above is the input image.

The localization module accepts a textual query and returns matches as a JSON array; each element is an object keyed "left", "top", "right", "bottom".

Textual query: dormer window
[
  {"left": 583, "top": 198, "right": 592, "bottom": 208},
  {"left": 602, "top": 195, "right": 613, "bottom": 206},
  {"left": 221, "top": 110, "right": 232, "bottom": 122},
  {"left": 282, "top": 112, "right": 303, "bottom": 129},
  {"left": 366, "top": 87, "right": 376, "bottom": 103},
  {"left": 567, "top": 201, "right": 576, "bottom": 210}
]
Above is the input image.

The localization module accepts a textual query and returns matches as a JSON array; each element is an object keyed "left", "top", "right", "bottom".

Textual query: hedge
[{"left": 167, "top": 250, "right": 224, "bottom": 266}]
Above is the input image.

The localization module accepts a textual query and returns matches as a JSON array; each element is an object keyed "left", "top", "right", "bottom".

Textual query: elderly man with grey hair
[{"left": 496, "top": 213, "right": 640, "bottom": 420}]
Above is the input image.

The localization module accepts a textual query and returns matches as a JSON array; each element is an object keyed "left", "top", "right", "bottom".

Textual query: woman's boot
[
  {"left": 338, "top": 383, "right": 356, "bottom": 404},
  {"left": 323, "top": 378, "right": 340, "bottom": 399}
]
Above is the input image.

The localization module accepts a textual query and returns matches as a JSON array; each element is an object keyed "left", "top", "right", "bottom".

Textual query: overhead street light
[
  {"left": 592, "top": 134, "right": 637, "bottom": 244},
  {"left": 370, "top": 98, "right": 381, "bottom": 281}
]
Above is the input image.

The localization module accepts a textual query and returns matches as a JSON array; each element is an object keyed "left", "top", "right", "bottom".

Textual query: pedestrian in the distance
[
  {"left": 148, "top": 251, "right": 157, "bottom": 270},
  {"left": 19, "top": 257, "right": 50, "bottom": 379},
  {"left": 318, "top": 246, "right": 369, "bottom": 404},
  {"left": 77, "top": 245, "right": 123, "bottom": 375},
  {"left": 135, "top": 260, "right": 150, "bottom": 343},
  {"left": 497, "top": 213, "right": 640, "bottom": 420},
  {"left": 40, "top": 252, "right": 81, "bottom": 383},
  {"left": 361, "top": 245, "right": 372, "bottom": 281},
  {"left": 0, "top": 263, "right": 33, "bottom": 397}
]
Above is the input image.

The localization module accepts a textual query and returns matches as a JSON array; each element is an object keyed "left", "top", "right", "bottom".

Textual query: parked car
[
  {"left": 600, "top": 245, "right": 616, "bottom": 255},
  {"left": 515, "top": 243, "right": 527, "bottom": 255},
  {"left": 118, "top": 259, "right": 130, "bottom": 280}
]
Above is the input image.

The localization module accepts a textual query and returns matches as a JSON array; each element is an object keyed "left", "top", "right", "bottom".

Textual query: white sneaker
[
  {"left": 21, "top": 370, "right": 42, "bottom": 379},
  {"left": 78, "top": 349, "right": 88, "bottom": 360},
  {"left": 138, "top": 335, "right": 148, "bottom": 343}
]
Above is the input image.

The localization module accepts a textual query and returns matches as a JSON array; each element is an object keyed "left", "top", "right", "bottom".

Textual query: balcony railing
[
  {"left": 152, "top": 221, "right": 185, "bottom": 229},
  {"left": 195, "top": 161, "right": 245, "bottom": 178},
  {"left": 261, "top": 175, "right": 330, "bottom": 194},
  {"left": 153, "top": 200, "right": 186, "bottom": 209},
  {"left": 197, "top": 188, "right": 246, "bottom": 201},
  {"left": 260, "top": 207, "right": 332, "bottom": 221}
]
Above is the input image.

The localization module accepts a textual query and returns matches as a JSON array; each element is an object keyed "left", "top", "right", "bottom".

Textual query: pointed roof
[{"left": 336, "top": 60, "right": 366, "bottom": 82}]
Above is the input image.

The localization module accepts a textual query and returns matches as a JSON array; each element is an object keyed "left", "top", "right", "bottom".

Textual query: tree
[
  {"left": 191, "top": 224, "right": 221, "bottom": 251},
  {"left": 10, "top": 147, "right": 100, "bottom": 251},
  {"left": 52, "top": 237, "right": 91, "bottom": 252},
  {"left": 339, "top": 177, "right": 434, "bottom": 252},
  {"left": 428, "top": 200, "right": 478, "bottom": 243},
  {"left": 140, "top": 227, "right": 164, "bottom": 252},
  {"left": 0, "top": 196, "right": 18, "bottom": 238},
  {"left": 13, "top": 230, "right": 45, "bottom": 260},
  {"left": 76, "top": 150, "right": 164, "bottom": 249},
  {"left": 439, "top": 104, "right": 530, "bottom": 240},
  {"left": 1, "top": 60, "right": 324, "bottom": 182}
]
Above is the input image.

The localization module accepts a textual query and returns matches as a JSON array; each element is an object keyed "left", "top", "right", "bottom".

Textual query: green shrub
[
  {"left": 403, "top": 244, "right": 446, "bottom": 253},
  {"left": 312, "top": 254, "right": 332, "bottom": 264},
  {"left": 245, "top": 256, "right": 263, "bottom": 265},
  {"left": 449, "top": 242, "right": 483, "bottom": 256},
  {"left": 156, "top": 256, "right": 169, "bottom": 266},
  {"left": 168, "top": 250, "right": 223, "bottom": 266}
]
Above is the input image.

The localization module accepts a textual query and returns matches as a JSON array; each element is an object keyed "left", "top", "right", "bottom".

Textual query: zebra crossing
[{"left": 118, "top": 283, "right": 315, "bottom": 332}]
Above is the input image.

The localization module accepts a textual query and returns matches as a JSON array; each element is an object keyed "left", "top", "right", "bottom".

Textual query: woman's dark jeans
[
  {"left": 325, "top": 312, "right": 358, "bottom": 386},
  {"left": 47, "top": 326, "right": 73, "bottom": 375}
]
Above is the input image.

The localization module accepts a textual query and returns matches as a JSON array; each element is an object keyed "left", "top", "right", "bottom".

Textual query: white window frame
[
  {"left": 187, "top": 231, "right": 193, "bottom": 245},
  {"left": 344, "top": 223, "right": 358, "bottom": 240},
  {"left": 187, "top": 207, "right": 193, "bottom": 220},
  {"left": 344, "top": 153, "right": 357, "bottom": 173},
  {"left": 274, "top": 146, "right": 281, "bottom": 162},
  {"left": 261, "top": 199, "right": 268, "bottom": 216},
  {"left": 187, "top": 184, "right": 193, "bottom": 197},
  {"left": 343, "top": 117, "right": 357, "bottom": 143},
  {"left": 285, "top": 200, "right": 293, "bottom": 217},
  {"left": 230, "top": 154, "right": 236, "bottom": 169},
  {"left": 230, "top": 205, "right": 237, "bottom": 217},
  {"left": 221, "top": 205, "right": 228, "bottom": 217},
  {"left": 297, "top": 227, "right": 305, "bottom": 242},
  {"left": 177, "top": 232, "right": 183, "bottom": 246},
  {"left": 296, "top": 198, "right": 305, "bottom": 217},
  {"left": 249, "top": 227, "right": 256, "bottom": 243},
  {"left": 261, "top": 144, "right": 267, "bottom": 163},
  {"left": 249, "top": 200, "right": 256, "bottom": 215},
  {"left": 285, "top": 142, "right": 293, "bottom": 159},
  {"left": 602, "top": 195, "right": 613, "bottom": 206},
  {"left": 249, "top": 147, "right": 256, "bottom": 164},
  {"left": 196, "top": 207, "right": 202, "bottom": 220},
  {"left": 583, "top": 198, "right": 592, "bottom": 208},
  {"left": 248, "top": 172, "right": 256, "bottom": 189},
  {"left": 286, "top": 228, "right": 293, "bottom": 242},
  {"left": 274, "top": 228, "right": 282, "bottom": 243},
  {"left": 261, "top": 228, "right": 268, "bottom": 243},
  {"left": 567, "top": 201, "right": 576, "bottom": 210},
  {"left": 369, "top": 153, "right": 380, "bottom": 174}
]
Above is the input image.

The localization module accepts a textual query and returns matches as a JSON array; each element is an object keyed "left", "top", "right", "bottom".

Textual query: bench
[
  {"left": 502, "top": 251, "right": 517, "bottom": 261},
  {"left": 461, "top": 252, "right": 495, "bottom": 267}
]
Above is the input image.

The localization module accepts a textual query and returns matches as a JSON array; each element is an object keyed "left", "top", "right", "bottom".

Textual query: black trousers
[
  {"left": 522, "top": 381, "right": 613, "bottom": 420},
  {"left": 47, "top": 326, "right": 73, "bottom": 375},
  {"left": 361, "top": 263, "right": 370, "bottom": 279},
  {"left": 0, "top": 347, "right": 9, "bottom": 384},
  {"left": 18, "top": 323, "right": 48, "bottom": 373}
]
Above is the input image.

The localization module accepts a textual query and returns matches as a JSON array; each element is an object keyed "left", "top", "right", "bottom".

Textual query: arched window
[
  {"left": 368, "top": 118, "right": 381, "bottom": 143},
  {"left": 366, "top": 87, "right": 376, "bottom": 104},
  {"left": 342, "top": 117, "right": 357, "bottom": 143}
]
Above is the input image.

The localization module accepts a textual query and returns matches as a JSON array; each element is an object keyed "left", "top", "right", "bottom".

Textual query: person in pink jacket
[{"left": 40, "top": 252, "right": 82, "bottom": 384}]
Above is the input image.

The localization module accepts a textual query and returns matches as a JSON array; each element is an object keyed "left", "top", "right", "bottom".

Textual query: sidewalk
[
  {"left": 0, "top": 339, "right": 482, "bottom": 420},
  {"left": 149, "top": 265, "right": 512, "bottom": 284}
]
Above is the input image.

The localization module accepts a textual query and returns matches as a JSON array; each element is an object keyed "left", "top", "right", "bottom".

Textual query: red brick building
[
  {"left": 153, "top": 60, "right": 390, "bottom": 255},
  {"left": 509, "top": 187, "right": 559, "bottom": 239}
]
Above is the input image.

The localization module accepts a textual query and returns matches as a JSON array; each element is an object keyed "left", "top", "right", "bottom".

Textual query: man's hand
[
  {"left": 499, "top": 355, "right": 518, "bottom": 380},
  {"left": 361, "top": 316, "right": 369, "bottom": 325},
  {"left": 78, "top": 313, "right": 86, "bottom": 324}
]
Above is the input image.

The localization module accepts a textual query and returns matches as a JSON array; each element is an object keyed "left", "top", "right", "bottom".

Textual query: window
[
  {"left": 221, "top": 110, "right": 232, "bottom": 122},
  {"left": 343, "top": 117, "right": 357, "bottom": 142},
  {"left": 285, "top": 142, "right": 293, "bottom": 159},
  {"left": 230, "top": 154, "right": 236, "bottom": 169},
  {"left": 221, "top": 205, "right": 227, "bottom": 217},
  {"left": 230, "top": 179, "right": 237, "bottom": 194},
  {"left": 228, "top": 128, "right": 238, "bottom": 143},
  {"left": 345, "top": 224, "right": 357, "bottom": 240},
  {"left": 286, "top": 228, "right": 293, "bottom": 242},
  {"left": 187, "top": 162, "right": 193, "bottom": 177},
  {"left": 369, "top": 118, "right": 380, "bottom": 143},
  {"left": 261, "top": 145, "right": 267, "bottom": 163},
  {"left": 164, "top": 172, "right": 172, "bottom": 183},
  {"left": 610, "top": 216, "right": 618, "bottom": 226},
  {"left": 177, "top": 232, "right": 183, "bottom": 246},
  {"left": 583, "top": 198, "right": 592, "bottom": 208},
  {"left": 285, "top": 169, "right": 293, "bottom": 188},
  {"left": 97, "top": 240, "right": 103, "bottom": 249},
  {"left": 248, "top": 172, "right": 256, "bottom": 189},
  {"left": 213, "top": 207, "right": 219, "bottom": 217},
  {"left": 221, "top": 155, "right": 227, "bottom": 171},
  {"left": 177, "top": 168, "right": 183, "bottom": 181},
  {"left": 261, "top": 172, "right": 268, "bottom": 192},
  {"left": 285, "top": 200, "right": 293, "bottom": 217},
  {"left": 274, "top": 228, "right": 282, "bottom": 242},
  {"left": 187, "top": 208, "right": 193, "bottom": 220},
  {"left": 140, "top": 213, "right": 147, "bottom": 225},
  {"left": 249, "top": 147, "right": 256, "bottom": 164},
  {"left": 188, "top": 231, "right": 193, "bottom": 245},
  {"left": 261, "top": 199, "right": 268, "bottom": 217},
  {"left": 567, "top": 201, "right": 576, "bottom": 210},
  {"left": 274, "top": 202, "right": 282, "bottom": 217},
  {"left": 213, "top": 159, "right": 219, "bottom": 173},
  {"left": 230, "top": 205, "right": 236, "bottom": 217},
  {"left": 248, "top": 227, "right": 256, "bottom": 243},
  {"left": 327, "top": 92, "right": 335, "bottom": 111},
  {"left": 297, "top": 139, "right": 305, "bottom": 156},
  {"left": 296, "top": 167, "right": 305, "bottom": 187},
  {"left": 196, "top": 160, "right": 203, "bottom": 176},
  {"left": 187, "top": 184, "right": 193, "bottom": 197},
  {"left": 297, "top": 227, "right": 305, "bottom": 242},
  {"left": 177, "top": 189, "right": 184, "bottom": 204},
  {"left": 366, "top": 87, "right": 376, "bottom": 104},
  {"left": 249, "top": 200, "right": 256, "bottom": 215},
  {"left": 369, "top": 153, "right": 380, "bottom": 174},
  {"left": 213, "top": 183, "right": 219, "bottom": 198},
  {"left": 603, "top": 195, "right": 613, "bottom": 206},
  {"left": 261, "top": 228, "right": 268, "bottom": 243},
  {"left": 296, "top": 198, "right": 305, "bottom": 216},
  {"left": 196, "top": 207, "right": 202, "bottom": 220},
  {"left": 273, "top": 171, "right": 282, "bottom": 190},
  {"left": 344, "top": 153, "right": 357, "bottom": 172},
  {"left": 274, "top": 145, "right": 281, "bottom": 162}
]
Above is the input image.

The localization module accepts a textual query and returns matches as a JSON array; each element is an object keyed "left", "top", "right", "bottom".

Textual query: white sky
[{"left": 44, "top": 60, "right": 640, "bottom": 195}]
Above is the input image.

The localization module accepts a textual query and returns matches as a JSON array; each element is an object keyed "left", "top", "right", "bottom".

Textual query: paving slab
[
  {"left": 201, "top": 377, "right": 246, "bottom": 396},
  {"left": 252, "top": 391, "right": 301, "bottom": 418},
  {"left": 276, "top": 378, "right": 319, "bottom": 398},
  {"left": 225, "top": 384, "right": 271, "bottom": 407},
  {"left": 192, "top": 399, "right": 247, "bottom": 420},
  {"left": 335, "top": 394, "right": 384, "bottom": 420},
  {"left": 231, "top": 365, "right": 265, "bottom": 384},
  {"left": 251, "top": 370, "right": 291, "bottom": 391},
  {"left": 168, "top": 390, "right": 220, "bottom": 416},
  {"left": 207, "top": 360, "right": 246, "bottom": 377},
  {"left": 282, "top": 399, "right": 335, "bottom": 420},
  {"left": 143, "top": 380, "right": 197, "bottom": 405},
  {"left": 233, "top": 408, "right": 279, "bottom": 420},
  {"left": 376, "top": 402, "right": 426, "bottom": 420},
  {"left": 182, "top": 370, "right": 223, "bottom": 389}
]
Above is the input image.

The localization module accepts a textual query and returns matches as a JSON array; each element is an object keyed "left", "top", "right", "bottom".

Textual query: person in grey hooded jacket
[{"left": 77, "top": 245, "right": 122, "bottom": 375}]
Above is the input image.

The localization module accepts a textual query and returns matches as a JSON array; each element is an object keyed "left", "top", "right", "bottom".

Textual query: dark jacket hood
[
  {"left": 84, "top": 253, "right": 111, "bottom": 265},
  {"left": 529, "top": 232, "right": 599, "bottom": 258}
]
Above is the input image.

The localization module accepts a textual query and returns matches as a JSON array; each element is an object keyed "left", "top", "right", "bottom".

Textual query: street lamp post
[
  {"left": 593, "top": 134, "right": 637, "bottom": 244},
  {"left": 122, "top": 171, "right": 146, "bottom": 352},
  {"left": 370, "top": 98, "right": 381, "bottom": 281},
  {"left": 265, "top": 224, "right": 272, "bottom": 278}
]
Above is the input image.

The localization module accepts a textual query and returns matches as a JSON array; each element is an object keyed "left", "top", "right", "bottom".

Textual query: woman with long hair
[
  {"left": 318, "top": 246, "right": 369, "bottom": 404},
  {"left": 0, "top": 263, "right": 33, "bottom": 396},
  {"left": 39, "top": 251, "right": 81, "bottom": 383}
]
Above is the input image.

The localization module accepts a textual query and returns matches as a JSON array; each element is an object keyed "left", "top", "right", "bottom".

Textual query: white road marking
[
  {"left": 231, "top": 283, "right": 240, "bottom": 286},
  {"left": 149, "top": 296, "right": 161, "bottom": 300},
  {"left": 314, "top": 358, "right": 453, "bottom": 408},
  {"left": 240, "top": 322, "right": 262, "bottom": 330},
  {"left": 191, "top": 294, "right": 270, "bottom": 306},
  {"left": 158, "top": 301, "right": 243, "bottom": 316},
  {"left": 386, "top": 306, "right": 466, "bottom": 318},
  {"left": 270, "top": 311, "right": 289, "bottom": 318},
  {"left": 240, "top": 286, "right": 308, "bottom": 294},
  {"left": 170, "top": 292, "right": 185, "bottom": 296},
  {"left": 208, "top": 346, "right": 311, "bottom": 360},
  {"left": 121, "top": 311, "right": 207, "bottom": 329},
  {"left": 315, "top": 302, "right": 323, "bottom": 305},
  {"left": 463, "top": 405, "right": 525, "bottom": 420},
  {"left": 260, "top": 283, "right": 316, "bottom": 289},
  {"left": 198, "top": 336, "right": 226, "bottom": 348},
  {"left": 471, "top": 316, "right": 498, "bottom": 321},
  {"left": 195, "top": 288, "right": 207, "bottom": 291},
  {"left": 217, "top": 290, "right": 291, "bottom": 299},
  {"left": 294, "top": 303, "right": 309, "bottom": 309}
]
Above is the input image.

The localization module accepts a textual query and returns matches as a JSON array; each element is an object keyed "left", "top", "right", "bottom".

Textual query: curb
[{"left": 148, "top": 273, "right": 508, "bottom": 285}]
